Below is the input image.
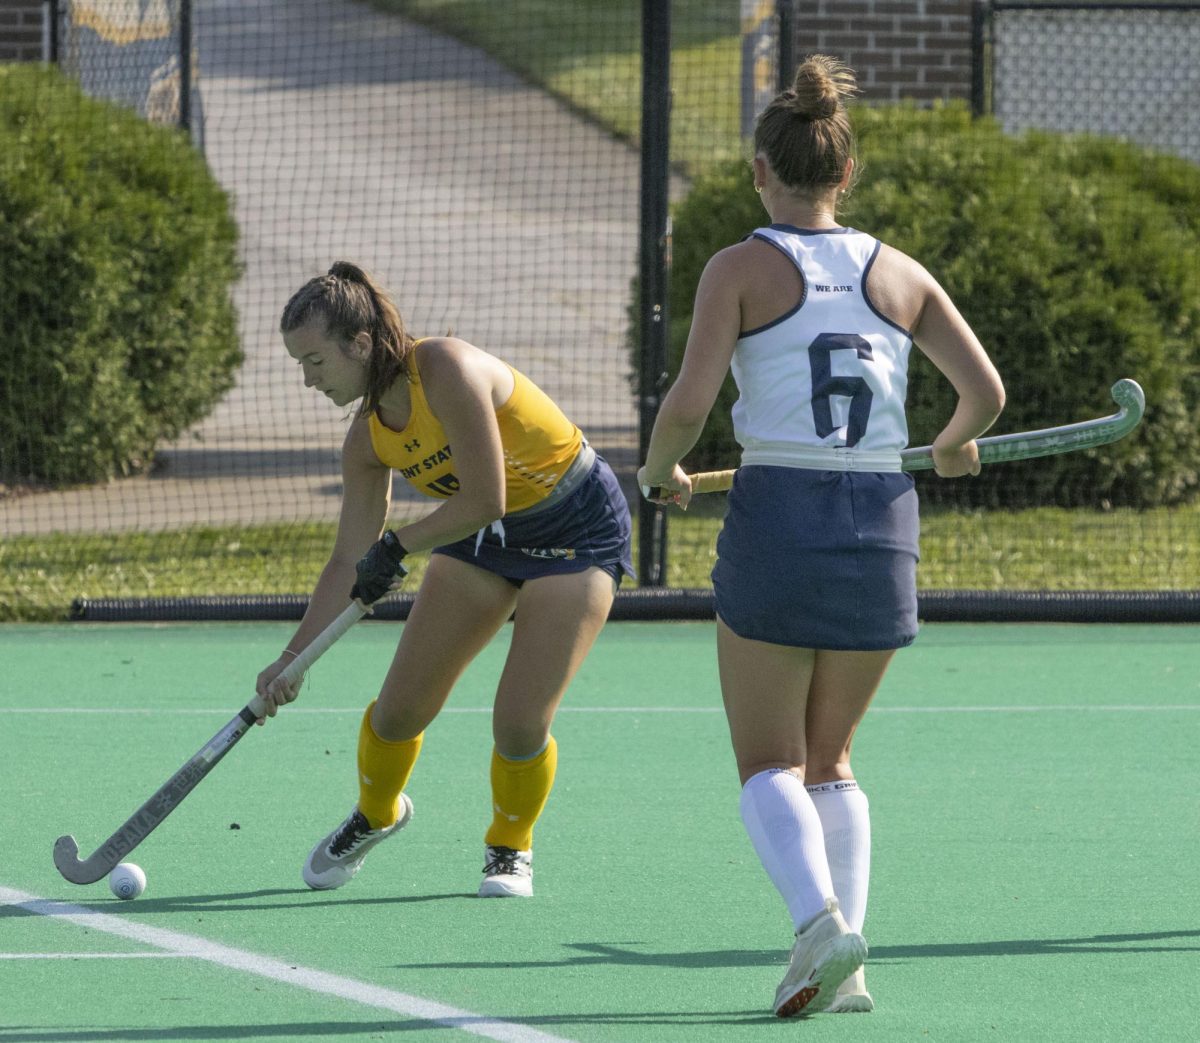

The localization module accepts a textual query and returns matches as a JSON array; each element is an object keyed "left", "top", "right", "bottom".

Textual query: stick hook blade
[{"left": 53, "top": 834, "right": 102, "bottom": 884}]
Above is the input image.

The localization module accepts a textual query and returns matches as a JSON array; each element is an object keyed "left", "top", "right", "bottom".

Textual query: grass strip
[
  {"left": 4, "top": 503, "right": 1198, "bottom": 621},
  {"left": 369, "top": 0, "right": 746, "bottom": 175}
]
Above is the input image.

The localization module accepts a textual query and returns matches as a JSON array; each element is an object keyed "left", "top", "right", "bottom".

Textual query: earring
[{"left": 755, "top": 185, "right": 762, "bottom": 194}]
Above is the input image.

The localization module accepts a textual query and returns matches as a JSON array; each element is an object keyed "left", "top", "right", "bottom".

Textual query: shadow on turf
[
  {"left": 0, "top": 889, "right": 476, "bottom": 917},
  {"left": 124, "top": 888, "right": 480, "bottom": 912},
  {"left": 18, "top": 890, "right": 1195, "bottom": 961},
  {"left": 7, "top": 895, "right": 1197, "bottom": 964},
  {"left": 384, "top": 930, "right": 1200, "bottom": 971},
  {"left": 391, "top": 940, "right": 781, "bottom": 971},
  {"left": 870, "top": 929, "right": 1200, "bottom": 959},
  {"left": 0, "top": 1011, "right": 777, "bottom": 1041}
]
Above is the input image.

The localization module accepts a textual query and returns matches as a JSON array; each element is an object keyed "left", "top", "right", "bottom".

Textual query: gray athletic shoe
[
  {"left": 302, "top": 795, "right": 413, "bottom": 891},
  {"left": 478, "top": 845, "right": 533, "bottom": 897},
  {"left": 773, "top": 898, "right": 867, "bottom": 1017},
  {"left": 825, "top": 966, "right": 874, "bottom": 1013}
]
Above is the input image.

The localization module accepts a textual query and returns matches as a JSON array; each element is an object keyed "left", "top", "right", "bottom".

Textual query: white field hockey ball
[{"left": 109, "top": 863, "right": 147, "bottom": 900}]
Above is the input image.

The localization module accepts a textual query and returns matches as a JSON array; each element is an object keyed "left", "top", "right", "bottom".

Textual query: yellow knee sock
[
  {"left": 357, "top": 701, "right": 423, "bottom": 829},
  {"left": 485, "top": 737, "right": 558, "bottom": 851}
]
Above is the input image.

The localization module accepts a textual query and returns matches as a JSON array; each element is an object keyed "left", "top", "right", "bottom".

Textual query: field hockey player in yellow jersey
[{"left": 256, "top": 261, "right": 633, "bottom": 897}]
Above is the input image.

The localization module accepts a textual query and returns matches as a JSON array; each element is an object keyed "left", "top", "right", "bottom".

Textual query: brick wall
[
  {"left": 792, "top": 0, "right": 974, "bottom": 104},
  {"left": 4, "top": 3, "right": 976, "bottom": 97},
  {"left": 0, "top": 0, "right": 46, "bottom": 61}
]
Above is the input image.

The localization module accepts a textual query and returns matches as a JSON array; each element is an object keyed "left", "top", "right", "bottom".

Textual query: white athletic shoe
[
  {"left": 773, "top": 898, "right": 868, "bottom": 1018},
  {"left": 478, "top": 845, "right": 533, "bottom": 897},
  {"left": 825, "top": 966, "right": 874, "bottom": 1013},
  {"left": 302, "top": 795, "right": 413, "bottom": 891}
]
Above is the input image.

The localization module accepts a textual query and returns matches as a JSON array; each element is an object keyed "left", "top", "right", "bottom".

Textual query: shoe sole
[
  {"left": 826, "top": 993, "right": 874, "bottom": 1013},
  {"left": 477, "top": 879, "right": 532, "bottom": 898},
  {"left": 775, "top": 934, "right": 868, "bottom": 1018}
]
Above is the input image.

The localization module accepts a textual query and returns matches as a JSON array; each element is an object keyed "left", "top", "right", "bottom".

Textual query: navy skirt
[
  {"left": 712, "top": 466, "right": 919, "bottom": 650},
  {"left": 432, "top": 454, "right": 634, "bottom": 586}
]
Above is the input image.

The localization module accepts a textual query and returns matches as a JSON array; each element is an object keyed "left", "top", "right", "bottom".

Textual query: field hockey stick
[
  {"left": 53, "top": 599, "right": 369, "bottom": 885},
  {"left": 643, "top": 378, "right": 1144, "bottom": 498}
]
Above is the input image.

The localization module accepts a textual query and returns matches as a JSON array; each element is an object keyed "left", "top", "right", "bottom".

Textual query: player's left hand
[
  {"left": 638, "top": 464, "right": 693, "bottom": 510},
  {"left": 350, "top": 530, "right": 410, "bottom": 604},
  {"left": 931, "top": 437, "right": 981, "bottom": 478}
]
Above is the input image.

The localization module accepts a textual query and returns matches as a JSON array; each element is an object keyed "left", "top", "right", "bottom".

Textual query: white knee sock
[
  {"left": 806, "top": 779, "right": 871, "bottom": 934},
  {"left": 739, "top": 769, "right": 834, "bottom": 932}
]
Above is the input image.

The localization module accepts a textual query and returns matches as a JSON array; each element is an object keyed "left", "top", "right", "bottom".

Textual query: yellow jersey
[{"left": 367, "top": 343, "right": 584, "bottom": 513}]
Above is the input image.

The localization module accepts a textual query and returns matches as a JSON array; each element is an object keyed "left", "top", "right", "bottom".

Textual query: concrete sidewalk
[{"left": 4, "top": 0, "right": 649, "bottom": 537}]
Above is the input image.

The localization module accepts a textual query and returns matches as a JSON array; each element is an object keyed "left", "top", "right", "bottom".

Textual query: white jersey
[{"left": 731, "top": 225, "right": 913, "bottom": 471}]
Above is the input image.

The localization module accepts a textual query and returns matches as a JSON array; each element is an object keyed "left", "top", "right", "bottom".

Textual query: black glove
[{"left": 350, "top": 530, "right": 409, "bottom": 604}]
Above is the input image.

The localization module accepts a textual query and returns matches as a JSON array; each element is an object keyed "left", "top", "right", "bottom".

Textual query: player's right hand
[{"left": 255, "top": 655, "right": 305, "bottom": 725}]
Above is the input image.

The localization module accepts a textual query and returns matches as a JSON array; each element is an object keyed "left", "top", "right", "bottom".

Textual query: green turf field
[{"left": 2, "top": 620, "right": 1198, "bottom": 1041}]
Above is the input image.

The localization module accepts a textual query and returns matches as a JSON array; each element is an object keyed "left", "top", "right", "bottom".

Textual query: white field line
[
  {"left": 0, "top": 887, "right": 575, "bottom": 1043},
  {"left": 872, "top": 704, "right": 1200, "bottom": 713},
  {"left": 0, "top": 951, "right": 191, "bottom": 958},
  {"left": 1, "top": 704, "right": 1198, "bottom": 715}
]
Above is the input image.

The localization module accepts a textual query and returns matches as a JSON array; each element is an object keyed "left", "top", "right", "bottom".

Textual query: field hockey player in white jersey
[{"left": 638, "top": 56, "right": 1005, "bottom": 1017}]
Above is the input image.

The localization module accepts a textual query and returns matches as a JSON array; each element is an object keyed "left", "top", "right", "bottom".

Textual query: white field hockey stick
[
  {"left": 643, "top": 378, "right": 1145, "bottom": 498},
  {"left": 53, "top": 600, "right": 369, "bottom": 885}
]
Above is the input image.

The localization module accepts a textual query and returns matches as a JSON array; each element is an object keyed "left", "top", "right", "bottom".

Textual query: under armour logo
[{"left": 403, "top": 438, "right": 421, "bottom": 453}]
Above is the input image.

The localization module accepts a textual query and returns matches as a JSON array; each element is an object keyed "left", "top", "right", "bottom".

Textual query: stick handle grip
[
  {"left": 245, "top": 600, "right": 369, "bottom": 719},
  {"left": 642, "top": 469, "right": 737, "bottom": 499},
  {"left": 688, "top": 470, "right": 736, "bottom": 494}
]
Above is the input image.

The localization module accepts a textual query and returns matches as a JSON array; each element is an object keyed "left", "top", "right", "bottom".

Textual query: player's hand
[
  {"left": 931, "top": 436, "right": 981, "bottom": 478},
  {"left": 350, "top": 530, "right": 410, "bottom": 604},
  {"left": 255, "top": 654, "right": 305, "bottom": 725},
  {"left": 637, "top": 464, "right": 693, "bottom": 510}
]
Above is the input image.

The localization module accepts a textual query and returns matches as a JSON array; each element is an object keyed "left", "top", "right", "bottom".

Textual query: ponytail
[{"left": 280, "top": 262, "right": 414, "bottom": 416}]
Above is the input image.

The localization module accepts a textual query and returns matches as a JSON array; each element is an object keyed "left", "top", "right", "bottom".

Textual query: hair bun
[
  {"left": 789, "top": 55, "right": 857, "bottom": 120},
  {"left": 328, "top": 260, "right": 365, "bottom": 282}
]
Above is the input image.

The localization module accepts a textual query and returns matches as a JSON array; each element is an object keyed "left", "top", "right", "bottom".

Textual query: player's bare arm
[
  {"left": 256, "top": 418, "right": 391, "bottom": 712},
  {"left": 872, "top": 246, "right": 1005, "bottom": 477},
  {"left": 912, "top": 273, "right": 1005, "bottom": 476},
  {"left": 639, "top": 247, "right": 743, "bottom": 503}
]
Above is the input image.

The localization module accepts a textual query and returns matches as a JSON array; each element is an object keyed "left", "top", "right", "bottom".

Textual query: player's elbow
[
  {"left": 984, "top": 376, "right": 1006, "bottom": 421},
  {"left": 478, "top": 493, "right": 507, "bottom": 526},
  {"left": 967, "top": 372, "right": 1005, "bottom": 428},
  {"left": 463, "top": 485, "right": 506, "bottom": 527}
]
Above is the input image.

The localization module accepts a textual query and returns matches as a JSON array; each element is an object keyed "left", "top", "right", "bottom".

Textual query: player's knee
[
  {"left": 493, "top": 720, "right": 551, "bottom": 759},
  {"left": 736, "top": 759, "right": 805, "bottom": 786},
  {"left": 803, "top": 756, "right": 852, "bottom": 785},
  {"left": 370, "top": 699, "right": 429, "bottom": 743}
]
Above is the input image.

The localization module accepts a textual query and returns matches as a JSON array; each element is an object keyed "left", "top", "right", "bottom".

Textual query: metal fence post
[
  {"left": 777, "top": 0, "right": 796, "bottom": 90},
  {"left": 971, "top": 0, "right": 989, "bottom": 117},
  {"left": 179, "top": 0, "right": 192, "bottom": 131},
  {"left": 43, "top": 0, "right": 58, "bottom": 63},
  {"left": 638, "top": 0, "right": 672, "bottom": 586}
]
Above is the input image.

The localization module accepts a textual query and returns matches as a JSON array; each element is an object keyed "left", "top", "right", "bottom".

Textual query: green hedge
[
  {"left": 0, "top": 64, "right": 241, "bottom": 487},
  {"left": 652, "top": 103, "right": 1200, "bottom": 509}
]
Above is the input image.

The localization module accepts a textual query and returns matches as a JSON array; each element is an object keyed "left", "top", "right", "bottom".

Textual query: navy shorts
[
  {"left": 432, "top": 454, "right": 634, "bottom": 587},
  {"left": 712, "top": 466, "right": 919, "bottom": 650}
]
